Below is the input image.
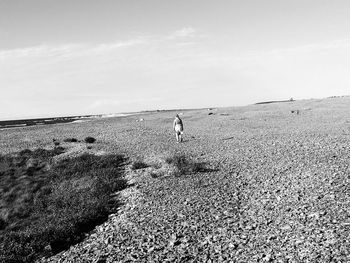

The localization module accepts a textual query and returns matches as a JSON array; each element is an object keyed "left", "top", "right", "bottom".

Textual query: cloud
[
  {"left": 85, "top": 38, "right": 148, "bottom": 55},
  {"left": 0, "top": 44, "right": 84, "bottom": 59},
  {"left": 89, "top": 99, "right": 122, "bottom": 109},
  {"left": 0, "top": 27, "right": 199, "bottom": 62},
  {"left": 0, "top": 39, "right": 149, "bottom": 60},
  {"left": 88, "top": 97, "right": 163, "bottom": 111},
  {"left": 266, "top": 39, "right": 350, "bottom": 58},
  {"left": 167, "top": 27, "right": 196, "bottom": 39}
]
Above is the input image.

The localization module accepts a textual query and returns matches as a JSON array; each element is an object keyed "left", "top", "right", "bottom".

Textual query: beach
[{"left": 1, "top": 96, "right": 350, "bottom": 262}]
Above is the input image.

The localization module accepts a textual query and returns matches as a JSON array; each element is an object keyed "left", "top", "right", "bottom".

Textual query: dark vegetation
[
  {"left": 165, "top": 155, "right": 216, "bottom": 176},
  {"left": 84, "top": 137, "right": 96, "bottom": 144},
  {"left": 63, "top": 138, "right": 78, "bottom": 143},
  {"left": 0, "top": 148, "right": 127, "bottom": 262},
  {"left": 131, "top": 160, "right": 148, "bottom": 170}
]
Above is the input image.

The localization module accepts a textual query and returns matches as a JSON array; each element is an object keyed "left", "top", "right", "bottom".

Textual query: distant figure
[{"left": 173, "top": 114, "right": 184, "bottom": 143}]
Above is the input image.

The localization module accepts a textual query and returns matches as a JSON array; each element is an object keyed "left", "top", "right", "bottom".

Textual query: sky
[{"left": 1, "top": 0, "right": 350, "bottom": 120}]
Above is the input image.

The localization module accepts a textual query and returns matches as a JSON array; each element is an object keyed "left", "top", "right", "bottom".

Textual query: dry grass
[{"left": 164, "top": 154, "right": 213, "bottom": 176}]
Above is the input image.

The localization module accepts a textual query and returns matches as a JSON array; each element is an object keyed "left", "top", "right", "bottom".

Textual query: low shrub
[
  {"left": 0, "top": 150, "right": 127, "bottom": 262},
  {"left": 84, "top": 137, "right": 96, "bottom": 144},
  {"left": 131, "top": 160, "right": 148, "bottom": 170},
  {"left": 165, "top": 155, "right": 212, "bottom": 176},
  {"left": 63, "top": 138, "right": 78, "bottom": 143}
]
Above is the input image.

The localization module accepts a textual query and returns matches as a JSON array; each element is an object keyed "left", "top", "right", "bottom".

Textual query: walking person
[{"left": 173, "top": 114, "right": 184, "bottom": 143}]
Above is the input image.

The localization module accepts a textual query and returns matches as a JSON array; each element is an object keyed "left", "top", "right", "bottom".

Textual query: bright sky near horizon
[{"left": 1, "top": 0, "right": 350, "bottom": 120}]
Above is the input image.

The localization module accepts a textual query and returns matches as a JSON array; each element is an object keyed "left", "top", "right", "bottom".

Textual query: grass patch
[
  {"left": 0, "top": 149, "right": 127, "bottom": 262},
  {"left": 18, "top": 147, "right": 65, "bottom": 160},
  {"left": 84, "top": 137, "right": 96, "bottom": 144},
  {"left": 165, "top": 155, "right": 214, "bottom": 177},
  {"left": 131, "top": 160, "right": 148, "bottom": 170}
]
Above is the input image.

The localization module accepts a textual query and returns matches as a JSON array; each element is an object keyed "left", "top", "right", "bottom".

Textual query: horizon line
[{"left": 0, "top": 95, "right": 348, "bottom": 122}]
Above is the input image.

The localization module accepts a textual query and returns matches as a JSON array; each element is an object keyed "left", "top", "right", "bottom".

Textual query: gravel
[{"left": 2, "top": 97, "right": 349, "bottom": 262}]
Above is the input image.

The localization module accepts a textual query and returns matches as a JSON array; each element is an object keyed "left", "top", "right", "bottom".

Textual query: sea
[{"left": 0, "top": 113, "right": 133, "bottom": 130}]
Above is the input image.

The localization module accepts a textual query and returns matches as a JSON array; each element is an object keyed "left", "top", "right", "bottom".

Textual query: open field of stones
[{"left": 1, "top": 96, "right": 350, "bottom": 262}]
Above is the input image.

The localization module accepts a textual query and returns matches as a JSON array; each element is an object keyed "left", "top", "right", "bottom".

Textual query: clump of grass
[
  {"left": 131, "top": 160, "right": 148, "bottom": 170},
  {"left": 0, "top": 150, "right": 127, "bottom": 262},
  {"left": 166, "top": 155, "right": 187, "bottom": 167},
  {"left": 84, "top": 137, "right": 96, "bottom": 144},
  {"left": 52, "top": 139, "right": 60, "bottom": 146},
  {"left": 18, "top": 147, "right": 65, "bottom": 160},
  {"left": 165, "top": 155, "right": 211, "bottom": 176},
  {"left": 63, "top": 138, "right": 78, "bottom": 143}
]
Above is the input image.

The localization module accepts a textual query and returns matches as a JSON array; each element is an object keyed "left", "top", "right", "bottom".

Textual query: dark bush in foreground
[
  {"left": 165, "top": 155, "right": 214, "bottom": 176},
  {"left": 131, "top": 160, "right": 148, "bottom": 170},
  {"left": 0, "top": 150, "right": 127, "bottom": 262},
  {"left": 63, "top": 138, "right": 78, "bottom": 142},
  {"left": 84, "top": 137, "right": 96, "bottom": 143}
]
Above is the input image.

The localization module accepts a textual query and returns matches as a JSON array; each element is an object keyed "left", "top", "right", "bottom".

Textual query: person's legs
[{"left": 175, "top": 132, "right": 179, "bottom": 142}]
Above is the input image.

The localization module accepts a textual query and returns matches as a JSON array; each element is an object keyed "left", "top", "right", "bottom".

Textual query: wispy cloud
[
  {"left": 89, "top": 99, "right": 122, "bottom": 109},
  {"left": 167, "top": 27, "right": 196, "bottom": 39},
  {"left": 86, "top": 38, "right": 148, "bottom": 55},
  {"left": 0, "top": 39, "right": 148, "bottom": 60},
  {"left": 88, "top": 97, "right": 162, "bottom": 110},
  {"left": 0, "top": 44, "right": 83, "bottom": 59},
  {"left": 267, "top": 39, "right": 350, "bottom": 58},
  {"left": 0, "top": 26, "right": 200, "bottom": 60}
]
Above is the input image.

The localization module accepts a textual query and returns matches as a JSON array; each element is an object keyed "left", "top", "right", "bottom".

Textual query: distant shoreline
[
  {"left": 254, "top": 99, "right": 295, "bottom": 105},
  {"left": 0, "top": 113, "right": 134, "bottom": 130},
  {"left": 2, "top": 95, "right": 349, "bottom": 130}
]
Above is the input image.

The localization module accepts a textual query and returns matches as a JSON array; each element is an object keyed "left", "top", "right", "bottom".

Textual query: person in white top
[{"left": 173, "top": 114, "right": 184, "bottom": 143}]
